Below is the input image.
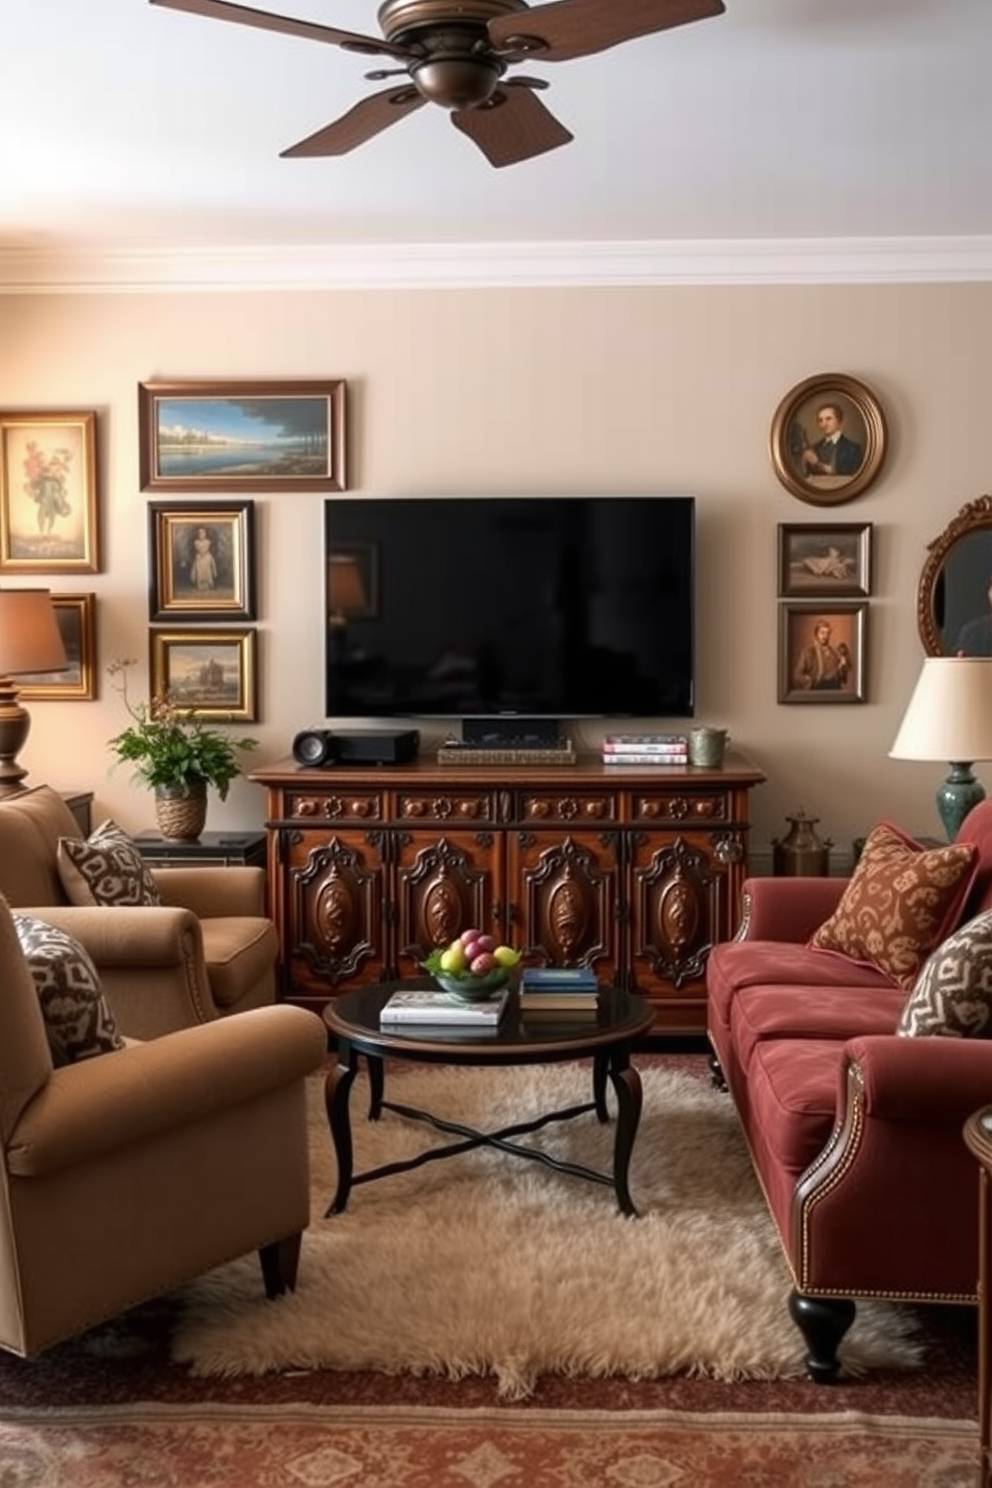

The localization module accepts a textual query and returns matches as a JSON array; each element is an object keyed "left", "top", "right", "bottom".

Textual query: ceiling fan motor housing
[{"left": 380, "top": 0, "right": 525, "bottom": 108}]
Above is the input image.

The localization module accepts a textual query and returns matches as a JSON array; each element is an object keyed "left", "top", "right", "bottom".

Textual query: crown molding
[{"left": 2, "top": 236, "right": 992, "bottom": 293}]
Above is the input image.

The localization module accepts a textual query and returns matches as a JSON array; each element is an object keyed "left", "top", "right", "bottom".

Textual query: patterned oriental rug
[
  {"left": 0, "top": 1401, "right": 978, "bottom": 1488},
  {"left": 172, "top": 1061, "right": 922, "bottom": 1392}
]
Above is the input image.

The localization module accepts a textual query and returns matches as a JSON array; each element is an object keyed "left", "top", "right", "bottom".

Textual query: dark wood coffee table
[{"left": 322, "top": 978, "right": 654, "bottom": 1218}]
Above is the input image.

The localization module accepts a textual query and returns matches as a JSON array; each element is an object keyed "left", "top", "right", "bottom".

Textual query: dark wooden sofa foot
[
  {"left": 258, "top": 1232, "right": 303, "bottom": 1298},
  {"left": 788, "top": 1290, "right": 856, "bottom": 1383},
  {"left": 708, "top": 1052, "right": 727, "bottom": 1091}
]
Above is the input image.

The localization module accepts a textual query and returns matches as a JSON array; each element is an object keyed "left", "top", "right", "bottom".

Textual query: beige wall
[{"left": 3, "top": 281, "right": 991, "bottom": 866}]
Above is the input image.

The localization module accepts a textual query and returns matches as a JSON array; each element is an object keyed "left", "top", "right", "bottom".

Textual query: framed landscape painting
[
  {"left": 16, "top": 593, "right": 97, "bottom": 701},
  {"left": 149, "top": 627, "right": 258, "bottom": 723},
  {"left": 138, "top": 380, "right": 346, "bottom": 493},
  {"left": 0, "top": 411, "right": 100, "bottom": 573}
]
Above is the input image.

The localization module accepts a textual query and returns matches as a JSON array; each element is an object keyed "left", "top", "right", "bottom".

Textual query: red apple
[{"left": 470, "top": 951, "right": 496, "bottom": 974}]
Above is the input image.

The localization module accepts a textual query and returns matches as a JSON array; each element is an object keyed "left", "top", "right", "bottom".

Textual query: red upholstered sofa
[{"left": 706, "top": 799, "right": 992, "bottom": 1381}]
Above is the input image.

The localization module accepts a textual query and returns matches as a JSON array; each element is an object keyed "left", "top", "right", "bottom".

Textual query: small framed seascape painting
[{"left": 138, "top": 380, "right": 346, "bottom": 493}]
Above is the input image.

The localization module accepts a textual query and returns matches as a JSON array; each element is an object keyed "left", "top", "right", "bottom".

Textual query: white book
[
  {"left": 380, "top": 986, "right": 510, "bottom": 1025},
  {"left": 602, "top": 754, "right": 687, "bottom": 766}
]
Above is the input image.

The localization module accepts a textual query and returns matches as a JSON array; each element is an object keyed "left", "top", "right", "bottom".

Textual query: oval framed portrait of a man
[{"left": 770, "top": 373, "right": 887, "bottom": 506}]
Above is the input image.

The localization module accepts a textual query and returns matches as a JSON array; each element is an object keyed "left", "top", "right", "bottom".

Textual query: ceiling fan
[{"left": 149, "top": 0, "right": 725, "bottom": 167}]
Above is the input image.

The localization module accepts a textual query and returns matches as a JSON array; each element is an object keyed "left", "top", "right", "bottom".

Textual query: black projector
[{"left": 292, "top": 728, "right": 420, "bottom": 767}]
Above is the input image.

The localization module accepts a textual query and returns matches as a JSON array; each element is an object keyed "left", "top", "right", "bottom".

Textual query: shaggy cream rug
[{"left": 172, "top": 1062, "right": 923, "bottom": 1397}]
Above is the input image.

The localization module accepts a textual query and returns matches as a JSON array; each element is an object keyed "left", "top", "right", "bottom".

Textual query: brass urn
[{"left": 772, "top": 810, "right": 832, "bottom": 877}]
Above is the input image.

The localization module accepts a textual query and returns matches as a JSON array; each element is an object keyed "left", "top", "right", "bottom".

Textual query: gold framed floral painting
[{"left": 0, "top": 411, "right": 100, "bottom": 573}]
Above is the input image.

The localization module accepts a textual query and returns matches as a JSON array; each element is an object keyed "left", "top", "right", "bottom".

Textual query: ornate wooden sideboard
[{"left": 250, "top": 753, "right": 766, "bottom": 1036}]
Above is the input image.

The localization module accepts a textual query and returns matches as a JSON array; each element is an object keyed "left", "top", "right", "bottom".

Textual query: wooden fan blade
[
  {"left": 149, "top": 0, "right": 410, "bottom": 61},
  {"left": 488, "top": 0, "right": 724, "bottom": 64},
  {"left": 452, "top": 84, "right": 573, "bottom": 167},
  {"left": 280, "top": 86, "right": 426, "bottom": 157}
]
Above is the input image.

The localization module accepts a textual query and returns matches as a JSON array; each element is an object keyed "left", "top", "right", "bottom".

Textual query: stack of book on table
[
  {"left": 379, "top": 985, "right": 509, "bottom": 1029},
  {"left": 601, "top": 733, "right": 688, "bottom": 766},
  {"left": 517, "top": 966, "right": 599, "bottom": 1014}
]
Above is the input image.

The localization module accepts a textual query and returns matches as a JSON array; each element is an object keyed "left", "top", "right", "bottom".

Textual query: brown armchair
[
  {"left": 0, "top": 785, "right": 278, "bottom": 1039},
  {"left": 0, "top": 890, "right": 327, "bottom": 1357}
]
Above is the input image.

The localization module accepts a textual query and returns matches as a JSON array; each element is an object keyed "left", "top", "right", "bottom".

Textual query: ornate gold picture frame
[
  {"left": 0, "top": 410, "right": 100, "bottom": 573},
  {"left": 770, "top": 374, "right": 886, "bottom": 506},
  {"left": 150, "top": 627, "right": 258, "bottom": 723}
]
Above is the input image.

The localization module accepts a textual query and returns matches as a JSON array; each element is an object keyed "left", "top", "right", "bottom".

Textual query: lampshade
[
  {"left": 890, "top": 656, "right": 992, "bottom": 839},
  {"left": 0, "top": 589, "right": 68, "bottom": 797},
  {"left": 327, "top": 555, "right": 368, "bottom": 618}
]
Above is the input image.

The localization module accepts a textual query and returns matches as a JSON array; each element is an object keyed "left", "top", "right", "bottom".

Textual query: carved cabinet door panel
[
  {"left": 279, "top": 826, "right": 389, "bottom": 1002},
  {"left": 627, "top": 827, "right": 742, "bottom": 999},
  {"left": 507, "top": 828, "right": 622, "bottom": 982},
  {"left": 393, "top": 829, "right": 503, "bottom": 978}
]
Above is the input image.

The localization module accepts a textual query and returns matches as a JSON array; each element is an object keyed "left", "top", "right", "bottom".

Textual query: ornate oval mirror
[{"left": 918, "top": 494, "right": 992, "bottom": 655}]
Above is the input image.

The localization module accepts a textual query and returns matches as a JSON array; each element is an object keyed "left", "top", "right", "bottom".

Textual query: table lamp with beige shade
[
  {"left": 0, "top": 589, "right": 68, "bottom": 796},
  {"left": 889, "top": 656, "right": 992, "bottom": 840}
]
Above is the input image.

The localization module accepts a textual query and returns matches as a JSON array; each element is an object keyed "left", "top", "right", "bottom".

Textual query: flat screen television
[{"left": 324, "top": 495, "right": 695, "bottom": 736}]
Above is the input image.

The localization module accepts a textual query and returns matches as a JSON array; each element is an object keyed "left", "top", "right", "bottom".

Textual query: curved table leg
[
  {"left": 367, "top": 1054, "right": 384, "bottom": 1120},
  {"left": 607, "top": 1060, "right": 643, "bottom": 1217},
  {"left": 324, "top": 1046, "right": 359, "bottom": 1215},
  {"left": 592, "top": 1050, "right": 609, "bottom": 1122}
]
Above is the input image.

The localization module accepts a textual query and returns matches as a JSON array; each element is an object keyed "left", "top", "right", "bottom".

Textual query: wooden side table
[
  {"left": 133, "top": 830, "right": 267, "bottom": 869},
  {"left": 963, "top": 1106, "right": 992, "bottom": 1488}
]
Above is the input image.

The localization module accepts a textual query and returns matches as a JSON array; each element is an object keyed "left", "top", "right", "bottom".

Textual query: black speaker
[
  {"left": 292, "top": 728, "right": 335, "bottom": 766},
  {"left": 292, "top": 728, "right": 420, "bottom": 767}
]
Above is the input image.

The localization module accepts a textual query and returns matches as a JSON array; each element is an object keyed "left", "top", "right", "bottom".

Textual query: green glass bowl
[{"left": 433, "top": 967, "right": 510, "bottom": 1003}]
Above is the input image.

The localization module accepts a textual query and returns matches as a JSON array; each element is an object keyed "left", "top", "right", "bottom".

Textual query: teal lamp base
[{"left": 936, "top": 762, "right": 986, "bottom": 841}]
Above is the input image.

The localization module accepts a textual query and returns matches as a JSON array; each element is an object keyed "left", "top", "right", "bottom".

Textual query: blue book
[{"left": 520, "top": 967, "right": 598, "bottom": 991}]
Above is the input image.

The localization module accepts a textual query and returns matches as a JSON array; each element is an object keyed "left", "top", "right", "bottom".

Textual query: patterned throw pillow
[
  {"left": 808, "top": 821, "right": 978, "bottom": 990},
  {"left": 898, "top": 909, "right": 992, "bottom": 1037},
  {"left": 57, "top": 819, "right": 162, "bottom": 908},
  {"left": 13, "top": 914, "right": 125, "bottom": 1066}
]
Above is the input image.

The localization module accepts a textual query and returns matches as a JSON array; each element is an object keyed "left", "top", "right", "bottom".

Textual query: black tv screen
[{"left": 324, "top": 496, "right": 695, "bottom": 723}]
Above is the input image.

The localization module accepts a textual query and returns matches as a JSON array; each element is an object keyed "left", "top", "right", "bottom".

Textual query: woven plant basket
[{"left": 154, "top": 783, "right": 208, "bottom": 842}]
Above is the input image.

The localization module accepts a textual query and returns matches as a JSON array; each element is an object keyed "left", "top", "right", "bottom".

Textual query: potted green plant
[{"left": 107, "top": 658, "right": 258, "bottom": 840}]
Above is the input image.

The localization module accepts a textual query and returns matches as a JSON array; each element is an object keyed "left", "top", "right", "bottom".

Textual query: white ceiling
[{"left": 3, "top": 0, "right": 992, "bottom": 288}]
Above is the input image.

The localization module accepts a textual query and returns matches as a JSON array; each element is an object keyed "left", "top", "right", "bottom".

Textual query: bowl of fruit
[{"left": 421, "top": 931, "right": 522, "bottom": 1003}]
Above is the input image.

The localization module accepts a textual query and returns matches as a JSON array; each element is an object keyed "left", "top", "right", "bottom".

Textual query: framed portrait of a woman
[{"left": 147, "top": 500, "right": 255, "bottom": 622}]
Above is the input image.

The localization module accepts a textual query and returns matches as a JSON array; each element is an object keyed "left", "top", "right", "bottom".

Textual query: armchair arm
[
  {"left": 738, "top": 876, "right": 847, "bottom": 943},
  {"left": 7, "top": 1005, "right": 328, "bottom": 1177},
  {"left": 791, "top": 1033, "right": 992, "bottom": 1295},
  {"left": 20, "top": 904, "right": 222, "bottom": 1033},
  {"left": 848, "top": 1032, "right": 992, "bottom": 1123},
  {"left": 153, "top": 865, "right": 267, "bottom": 917}
]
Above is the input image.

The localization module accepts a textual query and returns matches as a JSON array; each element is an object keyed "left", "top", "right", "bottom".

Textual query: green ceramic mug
[{"left": 688, "top": 727, "right": 729, "bottom": 768}]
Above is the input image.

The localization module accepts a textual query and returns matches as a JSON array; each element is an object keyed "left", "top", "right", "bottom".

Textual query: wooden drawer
[
  {"left": 395, "top": 790, "right": 495, "bottom": 823},
  {"left": 517, "top": 791, "right": 619, "bottom": 826},
  {"left": 284, "top": 789, "right": 383, "bottom": 823},
  {"left": 631, "top": 790, "right": 731, "bottom": 825}
]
